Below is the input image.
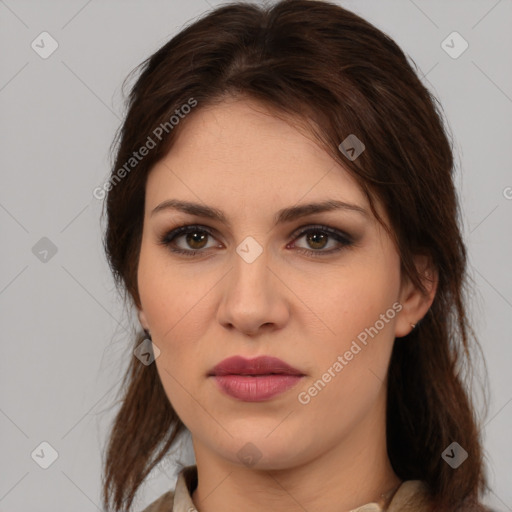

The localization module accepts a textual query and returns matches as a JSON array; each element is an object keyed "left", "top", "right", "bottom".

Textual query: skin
[{"left": 137, "top": 97, "right": 437, "bottom": 512}]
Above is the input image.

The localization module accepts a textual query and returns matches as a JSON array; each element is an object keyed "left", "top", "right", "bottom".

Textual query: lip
[
  {"left": 209, "top": 355, "right": 304, "bottom": 376},
  {"left": 208, "top": 356, "right": 305, "bottom": 402}
]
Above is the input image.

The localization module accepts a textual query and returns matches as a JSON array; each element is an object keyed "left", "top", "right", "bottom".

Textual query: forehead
[{"left": 146, "top": 98, "right": 369, "bottom": 212}]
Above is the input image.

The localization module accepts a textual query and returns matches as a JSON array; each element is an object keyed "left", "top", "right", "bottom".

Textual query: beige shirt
[{"left": 141, "top": 465, "right": 433, "bottom": 512}]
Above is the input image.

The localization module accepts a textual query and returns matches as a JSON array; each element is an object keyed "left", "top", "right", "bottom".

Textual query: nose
[{"left": 216, "top": 243, "right": 290, "bottom": 336}]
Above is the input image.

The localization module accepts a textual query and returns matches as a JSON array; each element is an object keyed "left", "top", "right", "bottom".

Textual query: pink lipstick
[{"left": 208, "top": 355, "right": 305, "bottom": 402}]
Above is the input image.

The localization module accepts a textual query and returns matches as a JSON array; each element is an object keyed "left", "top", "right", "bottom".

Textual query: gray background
[{"left": 1, "top": 0, "right": 511, "bottom": 510}]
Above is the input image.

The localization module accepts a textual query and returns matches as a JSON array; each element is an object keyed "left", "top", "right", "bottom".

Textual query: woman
[{"left": 100, "top": 1, "right": 492, "bottom": 511}]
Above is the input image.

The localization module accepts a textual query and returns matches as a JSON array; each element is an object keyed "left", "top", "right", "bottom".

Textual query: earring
[
  {"left": 144, "top": 329, "right": 152, "bottom": 340},
  {"left": 410, "top": 323, "right": 416, "bottom": 329}
]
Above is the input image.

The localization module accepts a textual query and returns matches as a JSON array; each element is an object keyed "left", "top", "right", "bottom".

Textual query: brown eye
[
  {"left": 183, "top": 230, "right": 209, "bottom": 250},
  {"left": 159, "top": 225, "right": 220, "bottom": 256},
  {"left": 159, "top": 223, "right": 354, "bottom": 258},
  {"left": 290, "top": 225, "right": 354, "bottom": 257},
  {"left": 304, "top": 231, "right": 329, "bottom": 250}
]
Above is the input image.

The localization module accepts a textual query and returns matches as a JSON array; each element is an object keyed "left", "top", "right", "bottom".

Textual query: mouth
[{"left": 208, "top": 355, "right": 305, "bottom": 402}]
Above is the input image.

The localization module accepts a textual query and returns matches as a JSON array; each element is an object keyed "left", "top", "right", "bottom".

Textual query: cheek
[
  {"left": 137, "top": 245, "right": 214, "bottom": 336},
  {"left": 292, "top": 266, "right": 400, "bottom": 413},
  {"left": 296, "top": 259, "right": 401, "bottom": 345},
  {"left": 138, "top": 259, "right": 212, "bottom": 424},
  {"left": 294, "top": 268, "right": 399, "bottom": 428},
  {"left": 137, "top": 252, "right": 209, "bottom": 396}
]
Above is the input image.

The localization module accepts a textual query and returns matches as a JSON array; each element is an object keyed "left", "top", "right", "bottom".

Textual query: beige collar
[{"left": 142, "top": 465, "right": 432, "bottom": 512}]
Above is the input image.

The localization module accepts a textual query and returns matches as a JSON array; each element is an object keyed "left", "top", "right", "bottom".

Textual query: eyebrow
[{"left": 151, "top": 198, "right": 369, "bottom": 226}]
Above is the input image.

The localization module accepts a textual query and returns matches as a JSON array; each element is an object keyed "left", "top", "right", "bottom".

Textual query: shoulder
[
  {"left": 141, "top": 464, "right": 197, "bottom": 512},
  {"left": 388, "top": 480, "right": 432, "bottom": 511},
  {"left": 140, "top": 490, "right": 175, "bottom": 512},
  {"left": 389, "top": 480, "right": 493, "bottom": 512}
]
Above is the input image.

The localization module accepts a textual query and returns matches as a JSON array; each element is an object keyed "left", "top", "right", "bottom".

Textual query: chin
[{"left": 221, "top": 437, "right": 311, "bottom": 472}]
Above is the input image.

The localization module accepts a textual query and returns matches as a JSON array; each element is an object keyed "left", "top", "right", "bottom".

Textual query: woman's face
[{"left": 137, "top": 98, "right": 421, "bottom": 470}]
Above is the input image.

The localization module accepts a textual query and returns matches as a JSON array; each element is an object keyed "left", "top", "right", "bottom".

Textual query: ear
[
  {"left": 138, "top": 309, "right": 150, "bottom": 332},
  {"left": 394, "top": 254, "right": 438, "bottom": 338}
]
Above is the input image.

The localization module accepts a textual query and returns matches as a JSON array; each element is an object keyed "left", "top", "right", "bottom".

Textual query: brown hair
[{"left": 100, "top": 1, "right": 491, "bottom": 510}]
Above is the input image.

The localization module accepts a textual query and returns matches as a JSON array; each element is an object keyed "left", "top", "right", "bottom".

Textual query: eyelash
[{"left": 158, "top": 224, "right": 354, "bottom": 258}]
